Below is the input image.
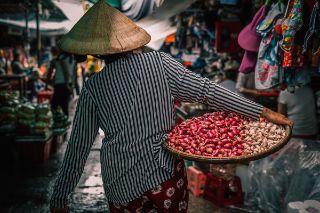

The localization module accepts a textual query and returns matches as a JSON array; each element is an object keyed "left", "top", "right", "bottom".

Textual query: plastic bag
[{"left": 245, "top": 139, "right": 320, "bottom": 213}]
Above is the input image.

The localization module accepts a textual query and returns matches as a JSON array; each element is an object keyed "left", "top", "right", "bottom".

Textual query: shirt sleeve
[
  {"left": 160, "top": 52, "right": 263, "bottom": 120},
  {"left": 50, "top": 85, "right": 99, "bottom": 208}
]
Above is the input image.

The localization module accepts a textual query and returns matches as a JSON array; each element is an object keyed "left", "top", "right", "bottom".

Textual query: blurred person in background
[
  {"left": 47, "top": 47, "right": 75, "bottom": 118},
  {"left": 0, "top": 49, "right": 9, "bottom": 75},
  {"left": 219, "top": 59, "right": 239, "bottom": 93},
  {"left": 278, "top": 85, "right": 318, "bottom": 139},
  {"left": 236, "top": 72, "right": 259, "bottom": 100},
  {"left": 12, "top": 50, "right": 28, "bottom": 75},
  {"left": 219, "top": 68, "right": 238, "bottom": 93}
]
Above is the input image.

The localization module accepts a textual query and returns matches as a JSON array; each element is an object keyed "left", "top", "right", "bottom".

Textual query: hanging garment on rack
[
  {"left": 238, "top": 4, "right": 268, "bottom": 74},
  {"left": 280, "top": 0, "right": 304, "bottom": 52},
  {"left": 255, "top": 2, "right": 285, "bottom": 36},
  {"left": 303, "top": 1, "right": 320, "bottom": 53},
  {"left": 239, "top": 51, "right": 258, "bottom": 73},
  {"left": 282, "top": 44, "right": 304, "bottom": 67},
  {"left": 255, "top": 32, "right": 283, "bottom": 89},
  {"left": 255, "top": 3, "right": 285, "bottom": 89},
  {"left": 238, "top": 5, "right": 268, "bottom": 52}
]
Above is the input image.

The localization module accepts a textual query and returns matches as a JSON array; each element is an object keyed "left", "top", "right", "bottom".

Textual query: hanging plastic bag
[{"left": 245, "top": 139, "right": 320, "bottom": 213}]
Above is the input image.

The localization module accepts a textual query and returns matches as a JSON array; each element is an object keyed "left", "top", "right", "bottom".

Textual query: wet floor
[{"left": 0, "top": 133, "right": 246, "bottom": 213}]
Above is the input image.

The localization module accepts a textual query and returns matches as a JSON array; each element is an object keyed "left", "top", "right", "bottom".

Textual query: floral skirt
[{"left": 108, "top": 160, "right": 188, "bottom": 213}]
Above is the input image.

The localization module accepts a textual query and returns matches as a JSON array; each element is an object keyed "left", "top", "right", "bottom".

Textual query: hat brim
[{"left": 58, "top": 0, "right": 151, "bottom": 55}]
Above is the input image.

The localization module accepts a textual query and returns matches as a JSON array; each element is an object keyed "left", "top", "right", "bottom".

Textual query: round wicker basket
[{"left": 163, "top": 125, "right": 292, "bottom": 164}]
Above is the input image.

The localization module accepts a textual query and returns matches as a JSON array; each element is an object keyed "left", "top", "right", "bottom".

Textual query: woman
[{"left": 51, "top": 1, "right": 292, "bottom": 212}]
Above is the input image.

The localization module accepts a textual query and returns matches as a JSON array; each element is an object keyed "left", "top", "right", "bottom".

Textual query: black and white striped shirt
[{"left": 50, "top": 51, "right": 263, "bottom": 208}]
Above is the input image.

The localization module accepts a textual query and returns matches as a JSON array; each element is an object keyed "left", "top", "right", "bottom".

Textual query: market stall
[{"left": 0, "top": 91, "right": 69, "bottom": 163}]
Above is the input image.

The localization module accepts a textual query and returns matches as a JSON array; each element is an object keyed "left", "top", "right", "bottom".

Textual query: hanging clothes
[
  {"left": 303, "top": 1, "right": 320, "bottom": 67},
  {"left": 255, "top": 2, "right": 285, "bottom": 89},
  {"left": 280, "top": 0, "right": 304, "bottom": 52},
  {"left": 280, "top": 0, "right": 304, "bottom": 68}
]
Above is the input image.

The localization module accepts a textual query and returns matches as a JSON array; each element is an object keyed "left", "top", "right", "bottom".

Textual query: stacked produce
[
  {"left": 52, "top": 110, "right": 69, "bottom": 129},
  {"left": 0, "top": 92, "right": 54, "bottom": 136},
  {"left": 167, "top": 112, "right": 287, "bottom": 158},
  {"left": 16, "top": 103, "right": 36, "bottom": 135},
  {"left": 35, "top": 104, "right": 53, "bottom": 135},
  {"left": 0, "top": 92, "right": 19, "bottom": 134}
]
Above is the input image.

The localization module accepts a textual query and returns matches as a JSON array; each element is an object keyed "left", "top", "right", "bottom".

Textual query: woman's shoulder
[{"left": 130, "top": 51, "right": 162, "bottom": 60}]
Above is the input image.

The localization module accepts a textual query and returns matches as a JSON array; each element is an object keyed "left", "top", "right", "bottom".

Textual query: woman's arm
[
  {"left": 161, "top": 52, "right": 292, "bottom": 126},
  {"left": 50, "top": 85, "right": 99, "bottom": 209}
]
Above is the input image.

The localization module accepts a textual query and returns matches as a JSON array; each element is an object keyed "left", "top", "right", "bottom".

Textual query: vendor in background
[
  {"left": 12, "top": 51, "right": 28, "bottom": 75},
  {"left": 236, "top": 72, "right": 259, "bottom": 100},
  {"left": 47, "top": 47, "right": 75, "bottom": 118},
  {"left": 219, "top": 59, "right": 239, "bottom": 93},
  {"left": 278, "top": 85, "right": 318, "bottom": 139}
]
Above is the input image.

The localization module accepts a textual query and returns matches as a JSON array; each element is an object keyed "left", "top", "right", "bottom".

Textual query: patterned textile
[
  {"left": 108, "top": 160, "right": 188, "bottom": 213},
  {"left": 282, "top": 45, "right": 304, "bottom": 67},
  {"left": 280, "top": 0, "right": 304, "bottom": 52},
  {"left": 255, "top": 2, "right": 285, "bottom": 89}
]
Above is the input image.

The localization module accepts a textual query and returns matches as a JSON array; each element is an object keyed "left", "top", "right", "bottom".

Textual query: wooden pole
[{"left": 36, "top": 0, "right": 41, "bottom": 67}]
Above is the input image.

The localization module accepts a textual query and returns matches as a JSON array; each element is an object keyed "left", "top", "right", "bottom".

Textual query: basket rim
[{"left": 163, "top": 125, "right": 292, "bottom": 164}]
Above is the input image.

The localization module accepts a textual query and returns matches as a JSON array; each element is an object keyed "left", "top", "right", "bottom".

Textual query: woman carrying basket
[{"left": 50, "top": 1, "right": 292, "bottom": 212}]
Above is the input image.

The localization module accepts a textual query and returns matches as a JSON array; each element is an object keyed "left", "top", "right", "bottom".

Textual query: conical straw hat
[{"left": 58, "top": 0, "right": 151, "bottom": 55}]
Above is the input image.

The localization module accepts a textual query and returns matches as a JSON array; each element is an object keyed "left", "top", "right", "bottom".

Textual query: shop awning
[
  {"left": 0, "top": 0, "right": 195, "bottom": 49},
  {"left": 0, "top": 0, "right": 83, "bottom": 36},
  {"left": 136, "top": 0, "right": 196, "bottom": 50}
]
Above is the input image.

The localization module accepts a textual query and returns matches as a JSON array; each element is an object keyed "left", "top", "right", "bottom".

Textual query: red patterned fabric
[
  {"left": 108, "top": 160, "right": 188, "bottom": 213},
  {"left": 282, "top": 45, "right": 304, "bottom": 67}
]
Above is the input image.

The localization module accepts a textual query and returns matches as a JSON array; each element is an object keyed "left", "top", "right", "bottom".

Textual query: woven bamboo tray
[{"left": 163, "top": 125, "right": 292, "bottom": 164}]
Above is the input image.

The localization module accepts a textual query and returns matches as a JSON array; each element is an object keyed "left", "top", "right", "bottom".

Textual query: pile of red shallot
[{"left": 167, "top": 112, "right": 286, "bottom": 158}]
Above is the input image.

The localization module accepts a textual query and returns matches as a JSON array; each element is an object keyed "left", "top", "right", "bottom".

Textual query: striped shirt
[{"left": 50, "top": 51, "right": 263, "bottom": 208}]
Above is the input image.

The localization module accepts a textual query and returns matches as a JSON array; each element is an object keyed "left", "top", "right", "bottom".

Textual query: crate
[
  {"left": 15, "top": 132, "right": 53, "bottom": 163},
  {"left": 204, "top": 173, "right": 244, "bottom": 207},
  {"left": 184, "top": 160, "right": 194, "bottom": 168},
  {"left": 187, "top": 166, "right": 207, "bottom": 197},
  {"left": 37, "top": 90, "right": 53, "bottom": 103},
  {"left": 51, "top": 129, "right": 67, "bottom": 154}
]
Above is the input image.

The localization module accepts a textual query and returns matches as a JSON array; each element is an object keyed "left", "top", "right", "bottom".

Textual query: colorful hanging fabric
[
  {"left": 282, "top": 44, "right": 304, "bottom": 67},
  {"left": 280, "top": 0, "right": 304, "bottom": 52},
  {"left": 255, "top": 32, "right": 283, "bottom": 89},
  {"left": 254, "top": 3, "right": 285, "bottom": 90}
]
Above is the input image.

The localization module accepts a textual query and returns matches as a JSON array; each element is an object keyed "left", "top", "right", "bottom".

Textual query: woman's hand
[
  {"left": 51, "top": 208, "right": 68, "bottom": 213},
  {"left": 261, "top": 107, "right": 293, "bottom": 127}
]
